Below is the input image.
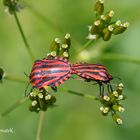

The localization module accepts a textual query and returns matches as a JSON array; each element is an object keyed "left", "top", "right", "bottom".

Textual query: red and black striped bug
[
  {"left": 29, "top": 57, "right": 72, "bottom": 91},
  {"left": 72, "top": 63, "right": 113, "bottom": 96}
]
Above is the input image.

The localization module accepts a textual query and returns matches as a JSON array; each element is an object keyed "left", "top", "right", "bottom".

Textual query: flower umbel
[
  {"left": 87, "top": 0, "right": 129, "bottom": 41},
  {"left": 3, "top": 0, "right": 24, "bottom": 14},
  {"left": 29, "top": 89, "right": 56, "bottom": 113},
  {"left": 48, "top": 33, "right": 71, "bottom": 59},
  {"left": 99, "top": 83, "right": 126, "bottom": 125}
]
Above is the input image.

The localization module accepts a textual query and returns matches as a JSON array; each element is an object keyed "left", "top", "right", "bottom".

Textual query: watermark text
[{"left": 0, "top": 128, "right": 14, "bottom": 134}]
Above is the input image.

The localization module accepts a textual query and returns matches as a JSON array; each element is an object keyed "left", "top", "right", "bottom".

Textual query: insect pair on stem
[
  {"left": 2, "top": 0, "right": 127, "bottom": 124},
  {"left": 29, "top": 56, "right": 113, "bottom": 98},
  {"left": 29, "top": 56, "right": 126, "bottom": 125}
]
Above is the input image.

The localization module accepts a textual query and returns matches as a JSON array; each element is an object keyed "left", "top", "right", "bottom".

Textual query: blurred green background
[{"left": 0, "top": 0, "right": 140, "bottom": 140}]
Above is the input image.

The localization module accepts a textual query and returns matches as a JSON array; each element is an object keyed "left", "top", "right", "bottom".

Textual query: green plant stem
[
  {"left": 36, "top": 111, "right": 45, "bottom": 140},
  {"left": 4, "top": 73, "right": 99, "bottom": 100},
  {"left": 23, "top": 1, "right": 81, "bottom": 50},
  {"left": 0, "top": 97, "right": 28, "bottom": 118},
  {"left": 13, "top": 12, "right": 35, "bottom": 61},
  {"left": 60, "top": 87, "right": 98, "bottom": 100},
  {"left": 23, "top": 1, "right": 64, "bottom": 34},
  {"left": 77, "top": 40, "right": 95, "bottom": 54},
  {"left": 99, "top": 53, "right": 140, "bottom": 64},
  {"left": 4, "top": 73, "right": 28, "bottom": 83}
]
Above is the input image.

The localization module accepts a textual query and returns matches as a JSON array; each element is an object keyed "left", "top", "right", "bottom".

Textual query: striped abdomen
[
  {"left": 30, "top": 57, "right": 72, "bottom": 89},
  {"left": 72, "top": 63, "right": 113, "bottom": 83}
]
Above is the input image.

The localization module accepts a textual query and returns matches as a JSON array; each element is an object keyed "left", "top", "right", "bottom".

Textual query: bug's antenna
[
  {"left": 51, "top": 86, "right": 57, "bottom": 93},
  {"left": 71, "top": 76, "right": 85, "bottom": 81},
  {"left": 24, "top": 72, "right": 29, "bottom": 77},
  {"left": 24, "top": 82, "right": 31, "bottom": 96},
  {"left": 113, "top": 76, "right": 122, "bottom": 81},
  {"left": 106, "top": 82, "right": 119, "bottom": 87}
]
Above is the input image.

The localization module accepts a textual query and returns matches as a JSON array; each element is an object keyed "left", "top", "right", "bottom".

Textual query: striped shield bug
[
  {"left": 29, "top": 57, "right": 72, "bottom": 91},
  {"left": 72, "top": 63, "right": 113, "bottom": 96}
]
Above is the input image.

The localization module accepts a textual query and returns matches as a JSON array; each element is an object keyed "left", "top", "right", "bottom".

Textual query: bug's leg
[
  {"left": 85, "top": 79, "right": 91, "bottom": 82},
  {"left": 107, "top": 84, "right": 110, "bottom": 93},
  {"left": 99, "top": 84, "right": 102, "bottom": 97},
  {"left": 101, "top": 84, "right": 104, "bottom": 97},
  {"left": 99, "top": 82, "right": 104, "bottom": 97},
  {"left": 51, "top": 86, "right": 57, "bottom": 93},
  {"left": 108, "top": 82, "right": 113, "bottom": 92},
  {"left": 42, "top": 87, "right": 51, "bottom": 94},
  {"left": 93, "top": 82, "right": 98, "bottom": 85},
  {"left": 71, "top": 76, "right": 85, "bottom": 81},
  {"left": 24, "top": 82, "right": 31, "bottom": 97},
  {"left": 107, "top": 83, "right": 113, "bottom": 92}
]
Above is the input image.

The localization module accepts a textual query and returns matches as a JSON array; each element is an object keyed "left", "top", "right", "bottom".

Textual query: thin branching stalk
[
  {"left": 99, "top": 53, "right": 140, "bottom": 64},
  {"left": 4, "top": 73, "right": 28, "bottom": 83},
  {"left": 23, "top": 1, "right": 64, "bottom": 34},
  {"left": 36, "top": 111, "right": 45, "bottom": 140},
  {"left": 23, "top": 1, "right": 81, "bottom": 50},
  {"left": 60, "top": 87, "right": 98, "bottom": 100},
  {"left": 13, "top": 12, "right": 35, "bottom": 61},
  {"left": 4, "top": 73, "right": 98, "bottom": 100},
  {"left": 0, "top": 97, "right": 28, "bottom": 118},
  {"left": 77, "top": 40, "right": 95, "bottom": 54}
]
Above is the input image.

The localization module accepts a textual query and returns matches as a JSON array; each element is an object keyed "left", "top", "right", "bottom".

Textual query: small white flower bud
[
  {"left": 118, "top": 95, "right": 123, "bottom": 100},
  {"left": 113, "top": 91, "right": 119, "bottom": 97},
  {"left": 65, "top": 33, "right": 70, "bottom": 39},
  {"left": 116, "top": 20, "right": 122, "bottom": 26},
  {"left": 100, "top": 106, "right": 104, "bottom": 111},
  {"left": 30, "top": 92, "right": 35, "bottom": 97},
  {"left": 119, "top": 83, "right": 124, "bottom": 87},
  {"left": 103, "top": 95, "right": 110, "bottom": 101},
  {"left": 45, "top": 95, "right": 51, "bottom": 101},
  {"left": 108, "top": 25, "right": 114, "bottom": 32},
  {"left": 118, "top": 106, "right": 125, "bottom": 112},
  {"left": 62, "top": 44, "right": 68, "bottom": 49},
  {"left": 32, "top": 100, "right": 38, "bottom": 106},
  {"left": 118, "top": 83, "right": 124, "bottom": 90},
  {"left": 94, "top": 20, "right": 101, "bottom": 26},
  {"left": 123, "top": 22, "right": 129, "bottom": 28},
  {"left": 55, "top": 38, "right": 61, "bottom": 44},
  {"left": 101, "top": 15, "right": 106, "bottom": 20},
  {"left": 99, "top": 0, "right": 104, "bottom": 4},
  {"left": 63, "top": 51, "right": 69, "bottom": 58},
  {"left": 109, "top": 10, "right": 114, "bottom": 17},
  {"left": 37, "top": 108, "right": 40, "bottom": 111},
  {"left": 51, "top": 51, "right": 57, "bottom": 57},
  {"left": 38, "top": 93, "right": 44, "bottom": 99},
  {"left": 116, "top": 118, "right": 123, "bottom": 125},
  {"left": 103, "top": 107, "right": 109, "bottom": 114}
]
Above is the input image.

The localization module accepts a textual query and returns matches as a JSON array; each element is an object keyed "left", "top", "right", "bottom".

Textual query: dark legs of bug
[
  {"left": 107, "top": 82, "right": 113, "bottom": 93},
  {"left": 51, "top": 86, "right": 57, "bottom": 93},
  {"left": 99, "top": 82, "right": 104, "bottom": 97},
  {"left": 98, "top": 82, "right": 113, "bottom": 97},
  {"left": 26, "top": 86, "right": 57, "bottom": 97}
]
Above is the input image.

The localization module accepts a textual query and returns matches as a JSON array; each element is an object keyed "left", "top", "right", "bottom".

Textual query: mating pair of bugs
[{"left": 29, "top": 57, "right": 113, "bottom": 96}]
